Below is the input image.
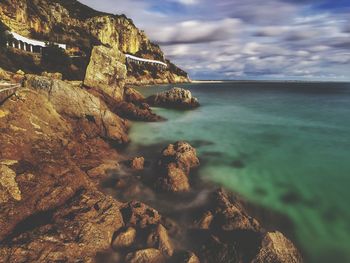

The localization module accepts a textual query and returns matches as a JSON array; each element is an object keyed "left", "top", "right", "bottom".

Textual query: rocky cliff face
[{"left": 0, "top": 0, "right": 190, "bottom": 83}]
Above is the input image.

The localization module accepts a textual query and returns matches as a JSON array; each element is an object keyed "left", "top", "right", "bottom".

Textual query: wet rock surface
[
  {"left": 147, "top": 87, "right": 200, "bottom": 109},
  {"left": 0, "top": 67, "right": 302, "bottom": 263},
  {"left": 157, "top": 141, "right": 200, "bottom": 192}
]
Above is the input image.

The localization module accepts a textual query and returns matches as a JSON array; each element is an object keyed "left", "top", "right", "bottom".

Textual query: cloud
[
  {"left": 150, "top": 18, "right": 242, "bottom": 45},
  {"left": 79, "top": 0, "right": 350, "bottom": 80}
]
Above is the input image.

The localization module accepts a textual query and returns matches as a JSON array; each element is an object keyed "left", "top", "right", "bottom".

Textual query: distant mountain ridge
[{"left": 0, "top": 0, "right": 189, "bottom": 83}]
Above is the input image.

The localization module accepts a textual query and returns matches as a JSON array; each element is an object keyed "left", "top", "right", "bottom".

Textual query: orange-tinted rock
[
  {"left": 252, "top": 231, "right": 303, "bottom": 263},
  {"left": 126, "top": 248, "right": 165, "bottom": 263},
  {"left": 147, "top": 224, "right": 174, "bottom": 257},
  {"left": 157, "top": 141, "right": 199, "bottom": 192}
]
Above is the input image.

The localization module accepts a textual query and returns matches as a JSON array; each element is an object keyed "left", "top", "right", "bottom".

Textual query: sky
[{"left": 79, "top": 0, "right": 350, "bottom": 80}]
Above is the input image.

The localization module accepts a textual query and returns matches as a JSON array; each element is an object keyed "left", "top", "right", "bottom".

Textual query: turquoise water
[{"left": 128, "top": 82, "right": 350, "bottom": 263}]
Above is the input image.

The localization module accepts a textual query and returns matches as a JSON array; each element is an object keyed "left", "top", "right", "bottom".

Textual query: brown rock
[
  {"left": 176, "top": 251, "right": 201, "bottom": 263},
  {"left": 147, "top": 87, "right": 199, "bottom": 109},
  {"left": 25, "top": 74, "right": 129, "bottom": 144},
  {"left": 84, "top": 45, "right": 127, "bottom": 101},
  {"left": 129, "top": 157, "right": 145, "bottom": 170},
  {"left": 157, "top": 141, "right": 199, "bottom": 192},
  {"left": 114, "top": 101, "right": 163, "bottom": 122},
  {"left": 122, "top": 201, "right": 161, "bottom": 229},
  {"left": 112, "top": 227, "right": 137, "bottom": 249},
  {"left": 87, "top": 162, "right": 119, "bottom": 179},
  {"left": 124, "top": 87, "right": 145, "bottom": 104},
  {"left": 252, "top": 231, "right": 303, "bottom": 263},
  {"left": 194, "top": 211, "right": 214, "bottom": 230},
  {"left": 210, "top": 189, "right": 261, "bottom": 232},
  {"left": 0, "top": 190, "right": 124, "bottom": 262},
  {"left": 147, "top": 224, "right": 174, "bottom": 257},
  {"left": 126, "top": 248, "right": 165, "bottom": 263}
]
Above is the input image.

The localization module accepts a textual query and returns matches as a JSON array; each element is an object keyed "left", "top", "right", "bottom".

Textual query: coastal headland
[{"left": 0, "top": 0, "right": 302, "bottom": 262}]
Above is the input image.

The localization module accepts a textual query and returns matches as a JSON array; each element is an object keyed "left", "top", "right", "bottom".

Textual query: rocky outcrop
[
  {"left": 0, "top": 190, "right": 125, "bottom": 262},
  {"left": 84, "top": 45, "right": 127, "bottom": 101},
  {"left": 124, "top": 87, "right": 145, "bottom": 104},
  {"left": 157, "top": 141, "right": 200, "bottom": 192},
  {"left": 0, "top": 0, "right": 190, "bottom": 84},
  {"left": 147, "top": 87, "right": 199, "bottom": 109},
  {"left": 25, "top": 74, "right": 129, "bottom": 144},
  {"left": 252, "top": 231, "right": 303, "bottom": 263},
  {"left": 113, "top": 101, "right": 164, "bottom": 122}
]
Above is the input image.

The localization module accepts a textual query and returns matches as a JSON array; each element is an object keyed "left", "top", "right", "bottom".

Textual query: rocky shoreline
[{"left": 0, "top": 46, "right": 302, "bottom": 262}]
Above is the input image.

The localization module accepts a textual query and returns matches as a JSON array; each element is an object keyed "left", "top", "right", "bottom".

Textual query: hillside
[{"left": 0, "top": 0, "right": 189, "bottom": 83}]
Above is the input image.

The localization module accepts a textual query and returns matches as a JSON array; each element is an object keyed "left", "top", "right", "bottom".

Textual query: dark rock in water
[
  {"left": 209, "top": 188, "right": 261, "bottom": 232},
  {"left": 171, "top": 250, "right": 200, "bottom": 263},
  {"left": 280, "top": 191, "right": 303, "bottom": 204},
  {"left": 252, "top": 231, "right": 303, "bottom": 263},
  {"left": 113, "top": 101, "right": 164, "bottom": 122},
  {"left": 157, "top": 141, "right": 200, "bottom": 192},
  {"left": 199, "top": 235, "right": 239, "bottom": 263},
  {"left": 231, "top": 159, "right": 245, "bottom": 169},
  {"left": 125, "top": 248, "right": 165, "bottom": 263},
  {"left": 147, "top": 87, "right": 200, "bottom": 109}
]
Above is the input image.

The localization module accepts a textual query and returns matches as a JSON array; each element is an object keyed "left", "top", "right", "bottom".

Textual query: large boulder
[
  {"left": 25, "top": 74, "right": 129, "bottom": 144},
  {"left": 84, "top": 45, "right": 127, "bottom": 101},
  {"left": 252, "top": 231, "right": 303, "bottom": 263},
  {"left": 147, "top": 87, "right": 199, "bottom": 109},
  {"left": 157, "top": 141, "right": 200, "bottom": 192}
]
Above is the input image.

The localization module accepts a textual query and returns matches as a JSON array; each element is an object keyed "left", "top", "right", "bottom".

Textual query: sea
[{"left": 127, "top": 81, "right": 350, "bottom": 263}]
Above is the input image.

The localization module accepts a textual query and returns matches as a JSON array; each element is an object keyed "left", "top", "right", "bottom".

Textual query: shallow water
[{"left": 127, "top": 81, "right": 350, "bottom": 263}]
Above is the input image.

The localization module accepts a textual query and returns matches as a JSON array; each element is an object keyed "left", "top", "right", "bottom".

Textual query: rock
[
  {"left": 0, "top": 190, "right": 125, "bottom": 262},
  {"left": 210, "top": 189, "right": 261, "bottom": 232},
  {"left": 112, "top": 227, "right": 137, "bottom": 249},
  {"left": 0, "top": 164, "right": 22, "bottom": 203},
  {"left": 126, "top": 248, "right": 165, "bottom": 263},
  {"left": 124, "top": 87, "right": 145, "bottom": 104},
  {"left": 194, "top": 211, "right": 214, "bottom": 230},
  {"left": 16, "top": 69, "right": 25, "bottom": 75},
  {"left": 25, "top": 74, "right": 129, "bottom": 144},
  {"left": 113, "top": 101, "right": 164, "bottom": 122},
  {"left": 174, "top": 251, "right": 201, "bottom": 263},
  {"left": 147, "top": 224, "right": 174, "bottom": 256},
  {"left": 41, "top": 71, "right": 62, "bottom": 80},
  {"left": 199, "top": 235, "right": 239, "bottom": 263},
  {"left": 129, "top": 157, "right": 145, "bottom": 170},
  {"left": 147, "top": 87, "right": 199, "bottom": 109},
  {"left": 84, "top": 45, "right": 127, "bottom": 101},
  {"left": 121, "top": 201, "right": 161, "bottom": 229},
  {"left": 252, "top": 231, "right": 303, "bottom": 263},
  {"left": 157, "top": 141, "right": 199, "bottom": 192},
  {"left": 87, "top": 162, "right": 119, "bottom": 179}
]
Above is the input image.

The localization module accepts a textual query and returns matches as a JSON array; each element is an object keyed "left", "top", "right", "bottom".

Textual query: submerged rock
[
  {"left": 252, "top": 231, "right": 303, "bottom": 263},
  {"left": 147, "top": 87, "right": 199, "bottom": 109},
  {"left": 157, "top": 141, "right": 200, "bottom": 192}
]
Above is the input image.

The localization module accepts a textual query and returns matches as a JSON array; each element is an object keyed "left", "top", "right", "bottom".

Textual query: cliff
[{"left": 0, "top": 0, "right": 189, "bottom": 83}]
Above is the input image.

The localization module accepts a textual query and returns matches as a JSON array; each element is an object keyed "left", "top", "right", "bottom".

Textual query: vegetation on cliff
[{"left": 0, "top": 0, "right": 190, "bottom": 83}]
